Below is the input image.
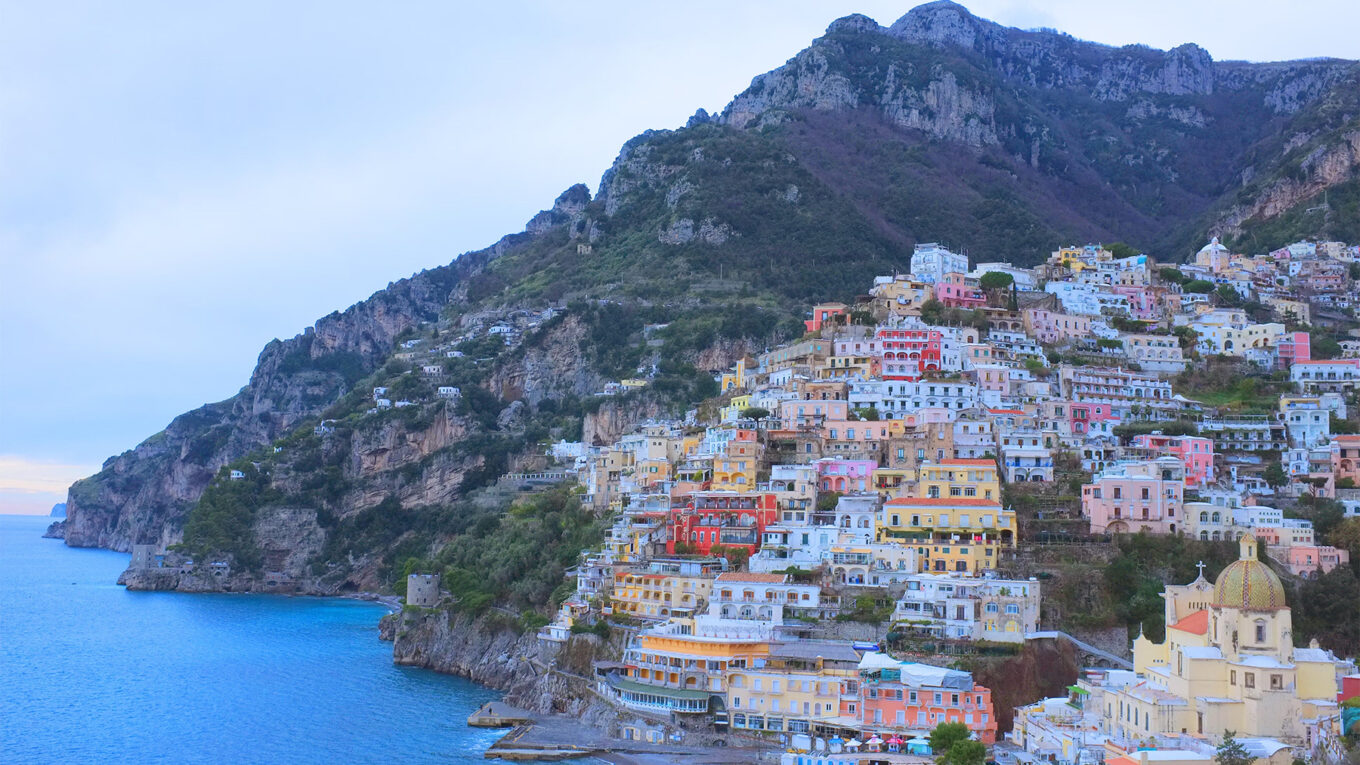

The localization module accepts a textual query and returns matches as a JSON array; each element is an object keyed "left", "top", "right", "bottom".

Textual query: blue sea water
[{"left": 0, "top": 514, "right": 507, "bottom": 764}]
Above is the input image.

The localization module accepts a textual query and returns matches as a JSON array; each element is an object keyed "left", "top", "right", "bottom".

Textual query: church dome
[{"left": 1213, "top": 535, "right": 1287, "bottom": 611}]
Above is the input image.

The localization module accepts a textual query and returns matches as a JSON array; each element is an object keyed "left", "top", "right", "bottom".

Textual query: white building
[
  {"left": 910, "top": 243, "right": 969, "bottom": 284},
  {"left": 891, "top": 573, "right": 1041, "bottom": 643}
]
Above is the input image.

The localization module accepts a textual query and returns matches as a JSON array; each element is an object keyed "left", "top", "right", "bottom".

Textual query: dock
[{"left": 468, "top": 701, "right": 535, "bottom": 728}]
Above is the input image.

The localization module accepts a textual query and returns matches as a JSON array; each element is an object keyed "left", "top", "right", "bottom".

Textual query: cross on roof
[{"left": 1196, "top": 560, "right": 1206, "bottom": 579}]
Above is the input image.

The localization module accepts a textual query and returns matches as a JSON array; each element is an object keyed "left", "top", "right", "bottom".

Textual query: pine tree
[{"left": 1215, "top": 731, "right": 1252, "bottom": 765}]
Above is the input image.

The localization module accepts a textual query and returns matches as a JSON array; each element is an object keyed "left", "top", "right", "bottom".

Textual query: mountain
[
  {"left": 60, "top": 3, "right": 1359, "bottom": 595},
  {"left": 50, "top": 503, "right": 65, "bottom": 518}
]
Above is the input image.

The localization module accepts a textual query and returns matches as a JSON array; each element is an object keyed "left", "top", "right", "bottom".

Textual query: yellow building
[
  {"left": 623, "top": 625, "right": 771, "bottom": 695},
  {"left": 917, "top": 459, "right": 1000, "bottom": 502},
  {"left": 721, "top": 394, "right": 752, "bottom": 424},
  {"left": 725, "top": 641, "right": 862, "bottom": 735},
  {"left": 610, "top": 571, "right": 714, "bottom": 620},
  {"left": 711, "top": 431, "right": 760, "bottom": 491},
  {"left": 872, "top": 467, "right": 916, "bottom": 500},
  {"left": 879, "top": 496, "right": 1016, "bottom": 573},
  {"left": 720, "top": 358, "right": 750, "bottom": 393},
  {"left": 1115, "top": 535, "right": 1344, "bottom": 745}
]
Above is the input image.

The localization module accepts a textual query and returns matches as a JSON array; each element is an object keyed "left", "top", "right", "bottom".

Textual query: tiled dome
[{"left": 1213, "top": 534, "right": 1286, "bottom": 611}]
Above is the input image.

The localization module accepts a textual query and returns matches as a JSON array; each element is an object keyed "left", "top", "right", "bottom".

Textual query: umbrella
[{"left": 847, "top": 738, "right": 863, "bottom": 751}]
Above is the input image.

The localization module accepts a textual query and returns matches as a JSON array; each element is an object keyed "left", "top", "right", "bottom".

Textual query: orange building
[{"left": 854, "top": 652, "right": 997, "bottom": 743}]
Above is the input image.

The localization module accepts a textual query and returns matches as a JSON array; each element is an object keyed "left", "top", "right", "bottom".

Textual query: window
[
  {"left": 1255, "top": 620, "right": 1267, "bottom": 643},
  {"left": 1270, "top": 674, "right": 1283, "bottom": 690},
  {"left": 1245, "top": 673, "right": 1255, "bottom": 689}
]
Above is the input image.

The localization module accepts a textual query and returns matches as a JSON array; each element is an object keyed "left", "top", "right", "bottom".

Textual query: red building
[
  {"left": 668, "top": 490, "right": 777, "bottom": 556},
  {"left": 876, "top": 328, "right": 942, "bottom": 381}
]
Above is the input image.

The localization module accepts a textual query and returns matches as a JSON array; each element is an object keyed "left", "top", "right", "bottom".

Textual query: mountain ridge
[{"left": 55, "top": 4, "right": 1360, "bottom": 587}]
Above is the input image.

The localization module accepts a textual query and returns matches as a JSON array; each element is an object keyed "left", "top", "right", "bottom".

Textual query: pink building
[
  {"left": 1130, "top": 434, "right": 1215, "bottom": 487},
  {"left": 1022, "top": 309, "right": 1091, "bottom": 344},
  {"left": 1276, "top": 331, "right": 1311, "bottom": 368},
  {"left": 1269, "top": 544, "right": 1351, "bottom": 578},
  {"left": 935, "top": 272, "right": 986, "bottom": 309},
  {"left": 1069, "top": 402, "right": 1117, "bottom": 436},
  {"left": 815, "top": 458, "right": 877, "bottom": 493},
  {"left": 778, "top": 399, "right": 849, "bottom": 428},
  {"left": 821, "top": 420, "right": 894, "bottom": 450},
  {"left": 974, "top": 365, "right": 1009, "bottom": 395},
  {"left": 1111, "top": 285, "right": 1159, "bottom": 320},
  {"left": 1082, "top": 457, "right": 1185, "bottom": 535}
]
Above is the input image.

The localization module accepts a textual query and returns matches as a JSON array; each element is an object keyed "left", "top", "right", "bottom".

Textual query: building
[
  {"left": 892, "top": 573, "right": 1041, "bottom": 643},
  {"left": 1082, "top": 458, "right": 1186, "bottom": 535},
  {"left": 806, "top": 303, "right": 848, "bottom": 333},
  {"left": 726, "top": 640, "right": 863, "bottom": 736},
  {"left": 406, "top": 573, "right": 440, "bottom": 607},
  {"left": 1130, "top": 434, "right": 1215, "bottom": 488},
  {"left": 1118, "top": 535, "right": 1347, "bottom": 746},
  {"left": 1292, "top": 359, "right": 1360, "bottom": 393},
  {"left": 910, "top": 243, "right": 968, "bottom": 284},
  {"left": 669, "top": 491, "right": 778, "bottom": 556},
  {"left": 855, "top": 652, "right": 997, "bottom": 744}
]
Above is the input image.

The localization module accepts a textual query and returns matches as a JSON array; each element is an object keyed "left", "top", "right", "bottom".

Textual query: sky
[{"left": 1, "top": 1, "right": 1356, "bottom": 514}]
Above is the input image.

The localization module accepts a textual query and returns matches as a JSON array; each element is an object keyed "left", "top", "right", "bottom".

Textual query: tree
[
  {"left": 1216, "top": 284, "right": 1243, "bottom": 306},
  {"left": 1215, "top": 731, "right": 1252, "bottom": 765},
  {"left": 930, "top": 721, "right": 971, "bottom": 757},
  {"left": 1171, "top": 325, "right": 1199, "bottom": 350},
  {"left": 739, "top": 407, "right": 770, "bottom": 422},
  {"left": 1008, "top": 283, "right": 1019, "bottom": 311},
  {"left": 939, "top": 739, "right": 986, "bottom": 765},
  {"left": 1328, "top": 518, "right": 1360, "bottom": 575},
  {"left": 1263, "top": 462, "right": 1288, "bottom": 488},
  {"left": 979, "top": 271, "right": 1014, "bottom": 290},
  {"left": 968, "top": 309, "right": 991, "bottom": 333},
  {"left": 853, "top": 406, "right": 881, "bottom": 421},
  {"left": 1159, "top": 267, "right": 1187, "bottom": 285},
  {"left": 1313, "top": 335, "right": 1342, "bottom": 360},
  {"left": 1184, "top": 279, "right": 1214, "bottom": 293},
  {"left": 1295, "top": 566, "right": 1360, "bottom": 654},
  {"left": 1106, "top": 242, "right": 1140, "bottom": 259},
  {"left": 920, "top": 299, "right": 945, "bottom": 326}
]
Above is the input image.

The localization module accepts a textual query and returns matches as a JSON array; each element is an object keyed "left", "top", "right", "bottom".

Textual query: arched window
[{"left": 1255, "top": 620, "right": 1267, "bottom": 643}]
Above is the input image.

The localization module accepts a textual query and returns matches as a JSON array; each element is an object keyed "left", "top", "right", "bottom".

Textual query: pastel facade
[
  {"left": 1131, "top": 434, "right": 1215, "bottom": 488},
  {"left": 1083, "top": 457, "right": 1185, "bottom": 535},
  {"left": 856, "top": 652, "right": 997, "bottom": 744},
  {"left": 1120, "top": 536, "right": 1346, "bottom": 746}
]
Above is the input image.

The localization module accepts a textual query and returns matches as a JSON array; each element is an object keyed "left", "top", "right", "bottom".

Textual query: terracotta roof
[
  {"left": 716, "top": 572, "right": 788, "bottom": 584},
  {"left": 1293, "top": 359, "right": 1360, "bottom": 365},
  {"left": 1169, "top": 609, "right": 1208, "bottom": 635},
  {"left": 884, "top": 498, "right": 1003, "bottom": 507},
  {"left": 939, "top": 459, "right": 996, "bottom": 466},
  {"left": 987, "top": 409, "right": 1026, "bottom": 414}
]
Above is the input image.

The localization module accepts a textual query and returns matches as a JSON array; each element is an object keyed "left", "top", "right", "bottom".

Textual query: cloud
[{"left": 0, "top": 455, "right": 98, "bottom": 515}]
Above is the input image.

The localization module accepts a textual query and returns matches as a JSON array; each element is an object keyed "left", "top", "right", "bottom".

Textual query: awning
[{"left": 1067, "top": 685, "right": 1090, "bottom": 696}]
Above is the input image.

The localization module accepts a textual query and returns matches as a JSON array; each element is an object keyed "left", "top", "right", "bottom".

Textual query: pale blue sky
[{"left": 1, "top": 1, "right": 1356, "bottom": 513}]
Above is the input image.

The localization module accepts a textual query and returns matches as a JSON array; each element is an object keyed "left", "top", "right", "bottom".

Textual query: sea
[{"left": 0, "top": 514, "right": 508, "bottom": 764}]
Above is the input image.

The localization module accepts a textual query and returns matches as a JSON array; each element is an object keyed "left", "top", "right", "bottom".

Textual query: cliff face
[
  {"left": 383, "top": 609, "right": 619, "bottom": 721},
  {"left": 61, "top": 273, "right": 459, "bottom": 552},
  {"left": 715, "top": 1, "right": 1359, "bottom": 254}
]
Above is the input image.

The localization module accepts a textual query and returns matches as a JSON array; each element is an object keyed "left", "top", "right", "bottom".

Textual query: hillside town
[{"left": 402, "top": 239, "right": 1360, "bottom": 764}]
